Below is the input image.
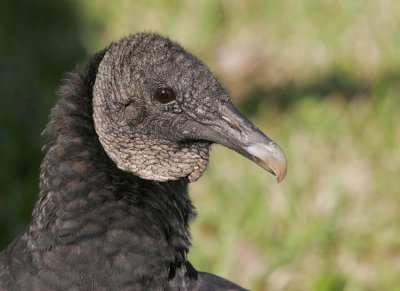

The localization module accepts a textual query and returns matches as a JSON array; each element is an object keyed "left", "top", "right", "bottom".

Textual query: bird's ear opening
[{"left": 122, "top": 100, "right": 147, "bottom": 127}]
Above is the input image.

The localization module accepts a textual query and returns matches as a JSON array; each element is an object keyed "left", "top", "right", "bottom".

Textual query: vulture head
[{"left": 93, "top": 33, "right": 287, "bottom": 183}]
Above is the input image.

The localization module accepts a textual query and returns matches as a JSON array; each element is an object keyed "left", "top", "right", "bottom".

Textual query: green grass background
[{"left": 1, "top": 1, "right": 399, "bottom": 290}]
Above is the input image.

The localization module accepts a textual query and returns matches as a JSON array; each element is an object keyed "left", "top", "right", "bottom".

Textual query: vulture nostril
[{"left": 222, "top": 115, "right": 240, "bottom": 131}]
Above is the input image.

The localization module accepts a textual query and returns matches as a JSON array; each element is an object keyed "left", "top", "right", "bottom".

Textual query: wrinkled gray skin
[
  {"left": 0, "top": 33, "right": 286, "bottom": 290},
  {"left": 93, "top": 35, "right": 222, "bottom": 182}
]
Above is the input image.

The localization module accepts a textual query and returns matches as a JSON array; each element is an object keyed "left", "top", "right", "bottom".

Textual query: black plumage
[{"left": 0, "top": 33, "right": 286, "bottom": 290}]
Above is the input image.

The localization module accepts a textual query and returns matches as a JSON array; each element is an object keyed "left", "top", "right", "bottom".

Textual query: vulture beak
[{"left": 209, "top": 101, "right": 287, "bottom": 183}]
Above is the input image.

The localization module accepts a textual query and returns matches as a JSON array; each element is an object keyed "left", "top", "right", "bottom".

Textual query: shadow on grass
[{"left": 239, "top": 70, "right": 400, "bottom": 116}]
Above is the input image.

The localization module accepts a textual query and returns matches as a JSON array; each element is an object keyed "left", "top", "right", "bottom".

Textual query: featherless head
[{"left": 93, "top": 33, "right": 287, "bottom": 182}]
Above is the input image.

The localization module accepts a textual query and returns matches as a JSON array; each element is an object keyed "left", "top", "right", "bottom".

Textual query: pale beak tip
[
  {"left": 274, "top": 163, "right": 287, "bottom": 183},
  {"left": 246, "top": 142, "right": 287, "bottom": 183}
]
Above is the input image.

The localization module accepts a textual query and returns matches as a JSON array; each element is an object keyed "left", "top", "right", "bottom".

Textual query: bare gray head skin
[{"left": 93, "top": 33, "right": 287, "bottom": 182}]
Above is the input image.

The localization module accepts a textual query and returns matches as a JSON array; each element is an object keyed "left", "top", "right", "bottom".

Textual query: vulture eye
[{"left": 154, "top": 87, "right": 176, "bottom": 104}]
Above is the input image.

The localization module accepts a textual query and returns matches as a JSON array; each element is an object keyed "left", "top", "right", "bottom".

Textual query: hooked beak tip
[{"left": 246, "top": 142, "right": 287, "bottom": 183}]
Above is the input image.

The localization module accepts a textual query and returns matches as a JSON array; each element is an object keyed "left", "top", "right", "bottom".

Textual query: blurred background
[{"left": 0, "top": 0, "right": 399, "bottom": 290}]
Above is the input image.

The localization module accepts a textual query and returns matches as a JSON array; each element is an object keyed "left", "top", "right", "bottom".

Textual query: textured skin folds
[
  {"left": 93, "top": 34, "right": 220, "bottom": 182},
  {"left": 0, "top": 34, "right": 246, "bottom": 290}
]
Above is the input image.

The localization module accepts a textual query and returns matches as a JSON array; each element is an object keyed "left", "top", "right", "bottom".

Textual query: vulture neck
[{"left": 26, "top": 54, "right": 195, "bottom": 279}]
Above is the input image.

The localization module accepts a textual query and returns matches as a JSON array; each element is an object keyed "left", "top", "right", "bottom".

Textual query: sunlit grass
[{"left": 190, "top": 93, "right": 400, "bottom": 290}]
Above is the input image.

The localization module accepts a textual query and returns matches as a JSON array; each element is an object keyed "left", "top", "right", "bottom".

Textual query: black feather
[{"left": 0, "top": 37, "right": 247, "bottom": 290}]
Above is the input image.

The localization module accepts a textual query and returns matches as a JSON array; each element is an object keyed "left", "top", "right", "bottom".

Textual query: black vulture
[{"left": 0, "top": 33, "right": 287, "bottom": 290}]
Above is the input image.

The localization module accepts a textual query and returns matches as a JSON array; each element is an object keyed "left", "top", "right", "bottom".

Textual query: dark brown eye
[{"left": 154, "top": 87, "right": 176, "bottom": 104}]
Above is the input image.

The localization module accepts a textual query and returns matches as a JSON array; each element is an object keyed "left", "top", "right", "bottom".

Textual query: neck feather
[{"left": 26, "top": 52, "right": 195, "bottom": 273}]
